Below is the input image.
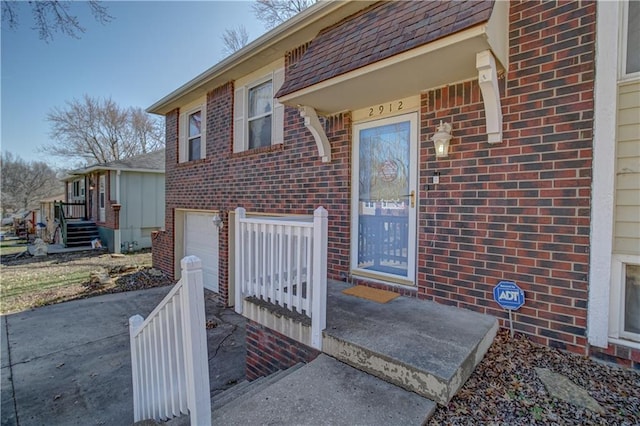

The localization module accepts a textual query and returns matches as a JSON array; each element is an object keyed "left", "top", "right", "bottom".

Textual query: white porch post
[
  {"left": 129, "top": 314, "right": 144, "bottom": 421},
  {"left": 234, "top": 207, "right": 246, "bottom": 314},
  {"left": 180, "top": 256, "right": 211, "bottom": 426},
  {"left": 114, "top": 170, "right": 122, "bottom": 253},
  {"left": 311, "top": 206, "right": 328, "bottom": 350}
]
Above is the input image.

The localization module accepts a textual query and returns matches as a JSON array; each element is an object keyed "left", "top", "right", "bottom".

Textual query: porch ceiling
[{"left": 278, "top": 27, "right": 500, "bottom": 115}]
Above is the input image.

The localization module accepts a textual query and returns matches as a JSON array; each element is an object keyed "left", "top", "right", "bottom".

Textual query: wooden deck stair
[{"left": 65, "top": 220, "right": 99, "bottom": 247}]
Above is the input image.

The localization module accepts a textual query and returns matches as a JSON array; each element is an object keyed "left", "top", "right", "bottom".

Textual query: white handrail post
[
  {"left": 129, "top": 314, "right": 144, "bottom": 422},
  {"left": 179, "top": 256, "right": 211, "bottom": 426},
  {"left": 234, "top": 207, "right": 246, "bottom": 314},
  {"left": 311, "top": 206, "right": 328, "bottom": 350}
]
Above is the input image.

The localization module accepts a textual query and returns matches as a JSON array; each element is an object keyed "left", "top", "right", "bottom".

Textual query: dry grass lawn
[{"left": 0, "top": 249, "right": 160, "bottom": 314}]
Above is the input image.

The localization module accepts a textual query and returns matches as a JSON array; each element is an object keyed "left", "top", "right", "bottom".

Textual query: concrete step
[
  {"left": 211, "top": 380, "right": 252, "bottom": 408},
  {"left": 212, "top": 354, "right": 436, "bottom": 426},
  {"left": 323, "top": 280, "right": 499, "bottom": 405},
  {"left": 163, "top": 364, "right": 310, "bottom": 425},
  {"left": 212, "top": 364, "right": 304, "bottom": 411}
]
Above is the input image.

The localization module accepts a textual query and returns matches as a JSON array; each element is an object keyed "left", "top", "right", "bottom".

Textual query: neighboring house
[
  {"left": 148, "top": 1, "right": 639, "bottom": 369},
  {"left": 63, "top": 149, "right": 166, "bottom": 252}
]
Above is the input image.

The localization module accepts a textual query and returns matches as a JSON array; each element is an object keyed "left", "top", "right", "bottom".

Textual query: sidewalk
[{"left": 1, "top": 287, "right": 246, "bottom": 426}]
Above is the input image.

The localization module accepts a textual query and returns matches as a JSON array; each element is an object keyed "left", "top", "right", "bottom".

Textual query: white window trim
[
  {"left": 619, "top": 0, "right": 640, "bottom": 82},
  {"left": 234, "top": 67, "right": 285, "bottom": 153},
  {"left": 179, "top": 104, "right": 206, "bottom": 163},
  {"left": 609, "top": 254, "right": 640, "bottom": 345}
]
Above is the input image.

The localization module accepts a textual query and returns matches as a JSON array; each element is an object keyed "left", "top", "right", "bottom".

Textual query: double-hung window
[
  {"left": 188, "top": 110, "right": 203, "bottom": 161},
  {"left": 179, "top": 104, "right": 206, "bottom": 162},
  {"left": 234, "top": 67, "right": 284, "bottom": 153},
  {"left": 248, "top": 80, "right": 273, "bottom": 149}
]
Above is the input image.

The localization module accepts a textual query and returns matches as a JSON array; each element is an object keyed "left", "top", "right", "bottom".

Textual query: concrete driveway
[{"left": 1, "top": 287, "right": 246, "bottom": 426}]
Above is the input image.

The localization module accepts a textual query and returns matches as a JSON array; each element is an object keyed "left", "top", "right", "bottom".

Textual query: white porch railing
[
  {"left": 129, "top": 256, "right": 211, "bottom": 426},
  {"left": 234, "top": 206, "right": 328, "bottom": 349}
]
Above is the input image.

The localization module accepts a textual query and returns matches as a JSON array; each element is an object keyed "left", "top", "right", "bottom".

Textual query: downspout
[
  {"left": 116, "top": 170, "right": 121, "bottom": 203},
  {"left": 114, "top": 170, "right": 122, "bottom": 254}
]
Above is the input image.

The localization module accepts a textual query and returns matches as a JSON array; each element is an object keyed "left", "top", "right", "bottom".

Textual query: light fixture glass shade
[
  {"left": 432, "top": 121, "right": 452, "bottom": 158},
  {"left": 212, "top": 213, "right": 223, "bottom": 229}
]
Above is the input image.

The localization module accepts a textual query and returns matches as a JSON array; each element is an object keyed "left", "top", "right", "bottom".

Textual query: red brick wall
[
  {"left": 153, "top": 1, "right": 639, "bottom": 366},
  {"left": 152, "top": 82, "right": 353, "bottom": 303},
  {"left": 418, "top": 0, "right": 595, "bottom": 356},
  {"left": 245, "top": 320, "right": 320, "bottom": 381},
  {"left": 590, "top": 343, "right": 640, "bottom": 370},
  {"left": 152, "top": 111, "right": 178, "bottom": 276}
]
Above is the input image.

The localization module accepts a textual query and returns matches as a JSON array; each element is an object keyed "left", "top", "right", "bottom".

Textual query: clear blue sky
[{"left": 1, "top": 1, "right": 265, "bottom": 169}]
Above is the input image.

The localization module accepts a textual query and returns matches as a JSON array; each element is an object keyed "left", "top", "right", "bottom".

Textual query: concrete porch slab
[{"left": 323, "top": 280, "right": 499, "bottom": 405}]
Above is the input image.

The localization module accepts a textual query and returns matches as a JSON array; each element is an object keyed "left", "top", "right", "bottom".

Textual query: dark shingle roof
[
  {"left": 102, "top": 149, "right": 165, "bottom": 171},
  {"left": 277, "top": 0, "right": 495, "bottom": 97},
  {"left": 72, "top": 149, "right": 165, "bottom": 175}
]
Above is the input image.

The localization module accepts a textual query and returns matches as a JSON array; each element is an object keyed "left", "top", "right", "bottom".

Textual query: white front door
[
  {"left": 351, "top": 113, "right": 418, "bottom": 283},
  {"left": 98, "top": 175, "right": 106, "bottom": 223},
  {"left": 184, "top": 212, "right": 219, "bottom": 292}
]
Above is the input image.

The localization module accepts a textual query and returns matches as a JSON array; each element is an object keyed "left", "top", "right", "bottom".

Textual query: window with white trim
[
  {"left": 234, "top": 68, "right": 284, "bottom": 152},
  {"left": 622, "top": 0, "right": 640, "bottom": 78},
  {"left": 179, "top": 105, "right": 206, "bottom": 162},
  {"left": 623, "top": 264, "right": 640, "bottom": 338},
  {"left": 610, "top": 256, "right": 640, "bottom": 343},
  {"left": 608, "top": 1, "right": 640, "bottom": 347}
]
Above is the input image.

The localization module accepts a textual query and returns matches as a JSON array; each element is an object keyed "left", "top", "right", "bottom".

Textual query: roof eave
[{"left": 67, "top": 166, "right": 164, "bottom": 176}]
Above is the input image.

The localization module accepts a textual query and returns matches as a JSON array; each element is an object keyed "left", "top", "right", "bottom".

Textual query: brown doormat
[{"left": 342, "top": 285, "right": 400, "bottom": 304}]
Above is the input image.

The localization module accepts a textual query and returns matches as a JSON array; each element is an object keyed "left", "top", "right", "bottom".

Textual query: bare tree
[
  {"left": 0, "top": 152, "right": 63, "bottom": 216},
  {"left": 2, "top": 0, "right": 113, "bottom": 42},
  {"left": 43, "top": 95, "right": 164, "bottom": 165},
  {"left": 221, "top": 25, "right": 249, "bottom": 56},
  {"left": 252, "top": 0, "right": 316, "bottom": 29}
]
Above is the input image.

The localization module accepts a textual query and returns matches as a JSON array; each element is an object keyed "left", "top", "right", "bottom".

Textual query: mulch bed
[
  {"left": 82, "top": 266, "right": 175, "bottom": 297},
  {"left": 429, "top": 330, "right": 640, "bottom": 425}
]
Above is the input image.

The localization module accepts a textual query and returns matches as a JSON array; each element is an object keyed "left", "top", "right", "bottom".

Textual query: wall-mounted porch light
[
  {"left": 432, "top": 121, "right": 452, "bottom": 158},
  {"left": 212, "top": 212, "right": 223, "bottom": 230}
]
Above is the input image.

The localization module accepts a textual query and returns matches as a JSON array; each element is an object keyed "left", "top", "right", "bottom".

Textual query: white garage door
[{"left": 184, "top": 212, "right": 219, "bottom": 292}]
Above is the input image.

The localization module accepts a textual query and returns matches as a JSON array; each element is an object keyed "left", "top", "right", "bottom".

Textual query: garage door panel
[{"left": 184, "top": 212, "right": 219, "bottom": 292}]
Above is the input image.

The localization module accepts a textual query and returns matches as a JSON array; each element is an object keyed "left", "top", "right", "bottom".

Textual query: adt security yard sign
[
  {"left": 493, "top": 281, "right": 525, "bottom": 310},
  {"left": 493, "top": 280, "right": 525, "bottom": 337}
]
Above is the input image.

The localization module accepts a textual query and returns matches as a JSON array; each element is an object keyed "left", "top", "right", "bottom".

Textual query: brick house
[{"left": 148, "top": 0, "right": 639, "bottom": 369}]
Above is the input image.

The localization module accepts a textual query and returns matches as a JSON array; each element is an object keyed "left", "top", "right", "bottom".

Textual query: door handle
[{"left": 402, "top": 190, "right": 415, "bottom": 208}]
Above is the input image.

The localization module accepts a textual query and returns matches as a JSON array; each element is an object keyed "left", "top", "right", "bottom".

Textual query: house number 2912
[{"left": 369, "top": 101, "right": 403, "bottom": 117}]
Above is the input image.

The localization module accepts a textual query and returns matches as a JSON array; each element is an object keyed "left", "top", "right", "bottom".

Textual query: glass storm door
[
  {"left": 99, "top": 175, "right": 106, "bottom": 222},
  {"left": 351, "top": 113, "right": 418, "bottom": 283}
]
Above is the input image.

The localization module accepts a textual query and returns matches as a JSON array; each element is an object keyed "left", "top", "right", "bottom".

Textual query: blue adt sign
[{"left": 493, "top": 281, "right": 525, "bottom": 310}]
